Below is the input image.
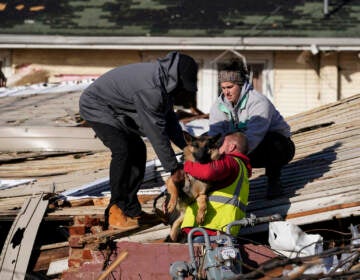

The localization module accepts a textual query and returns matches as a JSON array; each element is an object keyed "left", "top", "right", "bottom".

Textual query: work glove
[{"left": 165, "top": 164, "right": 184, "bottom": 214}]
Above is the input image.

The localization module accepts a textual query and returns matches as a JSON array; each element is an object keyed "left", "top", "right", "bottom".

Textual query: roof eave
[{"left": 0, "top": 35, "right": 359, "bottom": 51}]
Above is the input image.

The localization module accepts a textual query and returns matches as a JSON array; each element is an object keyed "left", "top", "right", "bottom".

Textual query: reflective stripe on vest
[
  {"left": 181, "top": 157, "right": 249, "bottom": 236},
  {"left": 207, "top": 166, "right": 246, "bottom": 212}
]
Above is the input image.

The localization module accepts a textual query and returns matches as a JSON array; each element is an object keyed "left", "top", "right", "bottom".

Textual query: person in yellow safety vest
[{"left": 181, "top": 132, "right": 252, "bottom": 241}]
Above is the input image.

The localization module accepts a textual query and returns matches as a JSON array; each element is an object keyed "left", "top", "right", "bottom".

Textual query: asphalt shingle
[{"left": 0, "top": 0, "right": 359, "bottom": 37}]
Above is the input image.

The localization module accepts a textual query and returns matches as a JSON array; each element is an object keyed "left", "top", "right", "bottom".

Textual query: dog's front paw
[
  {"left": 166, "top": 196, "right": 178, "bottom": 214},
  {"left": 165, "top": 177, "right": 179, "bottom": 214},
  {"left": 195, "top": 194, "right": 207, "bottom": 224},
  {"left": 196, "top": 211, "right": 206, "bottom": 225}
]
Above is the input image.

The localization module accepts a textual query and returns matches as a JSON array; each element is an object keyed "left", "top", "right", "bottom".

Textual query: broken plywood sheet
[
  {"left": 0, "top": 193, "right": 48, "bottom": 280},
  {"left": 0, "top": 90, "right": 83, "bottom": 127},
  {"left": 0, "top": 126, "right": 106, "bottom": 152}
]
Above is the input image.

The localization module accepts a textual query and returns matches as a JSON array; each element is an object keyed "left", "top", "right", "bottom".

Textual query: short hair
[{"left": 225, "top": 132, "right": 248, "bottom": 154}]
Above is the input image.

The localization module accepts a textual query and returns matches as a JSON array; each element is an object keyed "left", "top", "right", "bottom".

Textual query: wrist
[{"left": 170, "top": 163, "right": 183, "bottom": 175}]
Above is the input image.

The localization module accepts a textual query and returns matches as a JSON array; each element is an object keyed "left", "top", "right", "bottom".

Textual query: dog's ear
[
  {"left": 210, "top": 133, "right": 224, "bottom": 148},
  {"left": 183, "top": 131, "right": 195, "bottom": 144}
]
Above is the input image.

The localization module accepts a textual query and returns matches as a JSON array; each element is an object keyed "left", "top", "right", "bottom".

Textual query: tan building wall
[
  {"left": 3, "top": 48, "right": 360, "bottom": 117},
  {"left": 274, "top": 51, "right": 359, "bottom": 117},
  {"left": 275, "top": 51, "right": 320, "bottom": 116},
  {"left": 339, "top": 52, "right": 360, "bottom": 99},
  {"left": 10, "top": 49, "right": 141, "bottom": 84}
]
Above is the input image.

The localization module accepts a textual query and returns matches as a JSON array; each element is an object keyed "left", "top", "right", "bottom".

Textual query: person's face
[{"left": 220, "top": 82, "right": 241, "bottom": 105}]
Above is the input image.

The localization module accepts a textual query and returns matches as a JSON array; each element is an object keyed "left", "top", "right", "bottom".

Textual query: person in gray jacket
[
  {"left": 208, "top": 61, "right": 295, "bottom": 199},
  {"left": 79, "top": 51, "right": 198, "bottom": 229}
]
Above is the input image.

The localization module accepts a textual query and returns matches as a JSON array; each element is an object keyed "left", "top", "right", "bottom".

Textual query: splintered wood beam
[
  {"left": 286, "top": 201, "right": 360, "bottom": 220},
  {"left": 96, "top": 251, "right": 128, "bottom": 280}
]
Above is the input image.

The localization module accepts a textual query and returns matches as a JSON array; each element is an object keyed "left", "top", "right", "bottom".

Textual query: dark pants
[
  {"left": 87, "top": 121, "right": 146, "bottom": 218},
  {"left": 247, "top": 132, "right": 295, "bottom": 181}
]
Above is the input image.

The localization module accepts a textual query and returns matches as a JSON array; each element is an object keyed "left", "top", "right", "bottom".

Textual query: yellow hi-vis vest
[{"left": 181, "top": 157, "right": 249, "bottom": 236}]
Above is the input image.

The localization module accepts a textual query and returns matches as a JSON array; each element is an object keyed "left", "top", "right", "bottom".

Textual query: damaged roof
[
  {"left": 0, "top": 85, "right": 360, "bottom": 279},
  {"left": 0, "top": 0, "right": 359, "bottom": 37},
  {"left": 0, "top": 85, "right": 359, "bottom": 235}
]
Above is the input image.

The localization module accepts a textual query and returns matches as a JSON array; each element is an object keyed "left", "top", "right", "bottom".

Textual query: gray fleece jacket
[
  {"left": 208, "top": 82, "right": 291, "bottom": 153},
  {"left": 79, "top": 51, "right": 187, "bottom": 172}
]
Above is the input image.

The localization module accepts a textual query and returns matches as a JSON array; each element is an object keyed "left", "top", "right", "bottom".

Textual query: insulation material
[
  {"left": 268, "top": 221, "right": 323, "bottom": 258},
  {"left": 0, "top": 178, "right": 35, "bottom": 190}
]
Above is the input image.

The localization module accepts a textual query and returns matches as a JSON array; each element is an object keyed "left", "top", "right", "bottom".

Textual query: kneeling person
[{"left": 181, "top": 132, "right": 252, "bottom": 240}]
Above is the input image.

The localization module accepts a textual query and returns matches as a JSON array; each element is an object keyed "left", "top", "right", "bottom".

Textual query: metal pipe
[
  {"left": 324, "top": 0, "right": 329, "bottom": 15},
  {"left": 187, "top": 227, "right": 211, "bottom": 263}
]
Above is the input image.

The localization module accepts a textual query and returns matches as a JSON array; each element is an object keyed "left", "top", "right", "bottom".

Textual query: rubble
[{"left": 0, "top": 86, "right": 359, "bottom": 278}]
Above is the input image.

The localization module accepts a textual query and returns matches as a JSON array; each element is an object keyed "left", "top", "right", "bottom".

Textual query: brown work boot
[
  {"left": 135, "top": 211, "right": 163, "bottom": 226},
  {"left": 108, "top": 204, "right": 139, "bottom": 230}
]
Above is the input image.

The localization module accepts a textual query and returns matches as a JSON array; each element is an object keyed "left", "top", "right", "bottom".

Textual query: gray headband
[{"left": 218, "top": 70, "right": 243, "bottom": 84}]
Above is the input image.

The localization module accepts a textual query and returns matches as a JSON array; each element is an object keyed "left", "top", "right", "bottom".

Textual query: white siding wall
[
  {"left": 0, "top": 50, "right": 11, "bottom": 78},
  {"left": 275, "top": 52, "right": 321, "bottom": 117},
  {"left": 275, "top": 51, "right": 360, "bottom": 117},
  {"left": 319, "top": 52, "right": 338, "bottom": 105},
  {"left": 197, "top": 57, "right": 218, "bottom": 114},
  {"left": 340, "top": 52, "right": 360, "bottom": 99}
]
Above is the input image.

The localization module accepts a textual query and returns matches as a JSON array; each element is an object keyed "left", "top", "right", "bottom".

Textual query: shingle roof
[{"left": 0, "top": 0, "right": 359, "bottom": 37}]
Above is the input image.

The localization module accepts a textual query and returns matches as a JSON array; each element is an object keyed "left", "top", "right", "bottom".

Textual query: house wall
[
  {"left": 0, "top": 50, "right": 11, "bottom": 78},
  {"left": 273, "top": 51, "right": 359, "bottom": 117},
  {"left": 274, "top": 52, "right": 321, "bottom": 117},
  {"left": 339, "top": 52, "right": 360, "bottom": 99},
  {"left": 10, "top": 49, "right": 141, "bottom": 83},
  {"left": 4, "top": 48, "right": 360, "bottom": 117}
]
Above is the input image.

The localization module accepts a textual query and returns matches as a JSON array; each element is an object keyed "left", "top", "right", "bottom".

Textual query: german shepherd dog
[{"left": 155, "top": 131, "right": 222, "bottom": 241}]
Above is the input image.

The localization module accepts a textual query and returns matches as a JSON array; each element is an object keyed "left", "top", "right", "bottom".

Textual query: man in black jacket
[{"left": 79, "top": 51, "right": 198, "bottom": 229}]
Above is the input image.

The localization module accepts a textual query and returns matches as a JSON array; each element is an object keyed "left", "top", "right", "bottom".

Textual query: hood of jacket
[{"left": 157, "top": 51, "right": 180, "bottom": 94}]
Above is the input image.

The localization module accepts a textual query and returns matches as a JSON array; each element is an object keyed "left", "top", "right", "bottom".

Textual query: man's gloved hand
[
  {"left": 165, "top": 164, "right": 184, "bottom": 214},
  {"left": 170, "top": 166, "right": 185, "bottom": 187}
]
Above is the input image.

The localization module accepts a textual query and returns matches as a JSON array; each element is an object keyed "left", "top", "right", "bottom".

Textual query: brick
[
  {"left": 82, "top": 249, "right": 93, "bottom": 260},
  {"left": 69, "top": 225, "right": 86, "bottom": 236},
  {"left": 69, "top": 236, "right": 83, "bottom": 248},
  {"left": 73, "top": 216, "right": 86, "bottom": 225},
  {"left": 84, "top": 215, "right": 100, "bottom": 227}
]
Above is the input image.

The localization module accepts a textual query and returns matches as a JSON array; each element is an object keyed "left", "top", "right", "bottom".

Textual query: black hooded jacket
[{"left": 79, "top": 51, "right": 191, "bottom": 172}]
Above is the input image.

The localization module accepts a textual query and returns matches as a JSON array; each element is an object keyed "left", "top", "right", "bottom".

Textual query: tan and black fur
[{"left": 164, "top": 131, "right": 222, "bottom": 241}]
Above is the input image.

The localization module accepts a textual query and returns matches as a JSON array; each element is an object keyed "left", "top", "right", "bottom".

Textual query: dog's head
[{"left": 183, "top": 131, "right": 222, "bottom": 163}]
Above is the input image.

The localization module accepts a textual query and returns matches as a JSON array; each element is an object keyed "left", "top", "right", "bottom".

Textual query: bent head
[
  {"left": 219, "top": 132, "right": 248, "bottom": 155},
  {"left": 178, "top": 54, "right": 198, "bottom": 93}
]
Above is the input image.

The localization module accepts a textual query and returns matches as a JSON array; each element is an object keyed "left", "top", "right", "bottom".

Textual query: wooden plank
[
  {"left": 285, "top": 201, "right": 360, "bottom": 219},
  {"left": 286, "top": 205, "right": 360, "bottom": 225},
  {"left": 275, "top": 191, "right": 360, "bottom": 216},
  {"left": 33, "top": 247, "right": 69, "bottom": 272},
  {"left": 240, "top": 206, "right": 360, "bottom": 236},
  {"left": 0, "top": 193, "right": 48, "bottom": 280}
]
